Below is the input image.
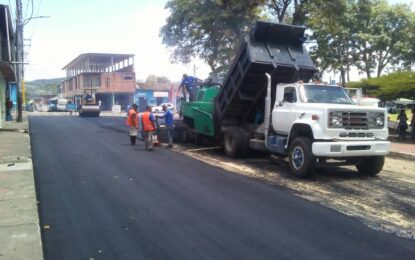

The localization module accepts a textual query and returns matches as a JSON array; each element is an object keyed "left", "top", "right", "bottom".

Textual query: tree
[
  {"left": 145, "top": 75, "right": 171, "bottom": 84},
  {"left": 292, "top": 0, "right": 309, "bottom": 25},
  {"left": 263, "top": 0, "right": 292, "bottom": 22},
  {"left": 160, "top": 0, "right": 264, "bottom": 77},
  {"left": 160, "top": 0, "right": 335, "bottom": 78},
  {"left": 263, "top": 0, "right": 319, "bottom": 25},
  {"left": 307, "top": 0, "right": 350, "bottom": 84},
  {"left": 347, "top": 72, "right": 415, "bottom": 100},
  {"left": 351, "top": 0, "right": 415, "bottom": 78}
]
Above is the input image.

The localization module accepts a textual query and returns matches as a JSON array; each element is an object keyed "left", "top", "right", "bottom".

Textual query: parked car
[
  {"left": 151, "top": 103, "right": 174, "bottom": 113},
  {"left": 47, "top": 100, "right": 57, "bottom": 112},
  {"left": 57, "top": 99, "right": 68, "bottom": 111}
]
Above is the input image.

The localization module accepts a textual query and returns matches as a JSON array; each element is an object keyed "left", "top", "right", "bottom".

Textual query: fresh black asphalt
[{"left": 29, "top": 116, "right": 415, "bottom": 260}]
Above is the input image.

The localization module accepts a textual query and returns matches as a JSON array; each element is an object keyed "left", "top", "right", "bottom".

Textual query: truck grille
[
  {"left": 329, "top": 110, "right": 384, "bottom": 130},
  {"left": 341, "top": 112, "right": 368, "bottom": 129}
]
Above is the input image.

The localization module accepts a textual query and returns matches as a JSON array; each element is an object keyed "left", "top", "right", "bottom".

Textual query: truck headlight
[
  {"left": 376, "top": 115, "right": 384, "bottom": 127},
  {"left": 331, "top": 115, "right": 342, "bottom": 127}
]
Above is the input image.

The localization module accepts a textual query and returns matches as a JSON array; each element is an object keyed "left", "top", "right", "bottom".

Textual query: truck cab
[{"left": 265, "top": 82, "right": 390, "bottom": 177}]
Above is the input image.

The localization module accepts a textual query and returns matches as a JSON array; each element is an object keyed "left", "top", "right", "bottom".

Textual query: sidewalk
[
  {"left": 0, "top": 114, "right": 43, "bottom": 260},
  {"left": 388, "top": 134, "right": 415, "bottom": 160}
]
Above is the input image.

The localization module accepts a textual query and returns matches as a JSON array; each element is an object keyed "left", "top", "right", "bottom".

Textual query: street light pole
[{"left": 15, "top": 0, "right": 23, "bottom": 122}]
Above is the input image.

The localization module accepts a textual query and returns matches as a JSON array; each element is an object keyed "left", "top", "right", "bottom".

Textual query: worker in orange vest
[
  {"left": 126, "top": 104, "right": 139, "bottom": 145},
  {"left": 141, "top": 105, "right": 156, "bottom": 150}
]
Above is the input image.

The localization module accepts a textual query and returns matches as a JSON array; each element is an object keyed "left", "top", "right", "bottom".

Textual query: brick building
[{"left": 61, "top": 53, "right": 136, "bottom": 110}]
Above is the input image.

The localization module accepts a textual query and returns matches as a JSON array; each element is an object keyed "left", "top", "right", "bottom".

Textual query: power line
[
  {"left": 23, "top": 0, "right": 34, "bottom": 25},
  {"left": 25, "top": 0, "right": 43, "bottom": 64}
]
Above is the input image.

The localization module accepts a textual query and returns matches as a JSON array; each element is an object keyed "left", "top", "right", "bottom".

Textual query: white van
[{"left": 56, "top": 99, "right": 68, "bottom": 111}]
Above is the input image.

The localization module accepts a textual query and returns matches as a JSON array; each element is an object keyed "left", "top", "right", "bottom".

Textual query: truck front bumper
[{"left": 312, "top": 140, "right": 390, "bottom": 157}]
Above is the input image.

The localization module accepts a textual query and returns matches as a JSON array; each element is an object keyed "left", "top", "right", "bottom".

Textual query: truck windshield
[{"left": 301, "top": 85, "right": 353, "bottom": 104}]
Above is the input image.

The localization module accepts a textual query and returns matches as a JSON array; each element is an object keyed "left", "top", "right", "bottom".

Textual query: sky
[{"left": 1, "top": 0, "right": 414, "bottom": 82}]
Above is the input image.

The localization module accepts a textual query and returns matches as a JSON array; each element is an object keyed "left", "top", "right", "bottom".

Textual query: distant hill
[
  {"left": 25, "top": 77, "right": 65, "bottom": 98},
  {"left": 26, "top": 77, "right": 65, "bottom": 86}
]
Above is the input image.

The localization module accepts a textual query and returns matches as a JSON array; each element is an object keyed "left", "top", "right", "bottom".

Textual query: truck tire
[
  {"left": 288, "top": 137, "right": 315, "bottom": 178},
  {"left": 193, "top": 133, "right": 203, "bottom": 145},
  {"left": 224, "top": 127, "right": 249, "bottom": 158},
  {"left": 356, "top": 156, "right": 384, "bottom": 176}
]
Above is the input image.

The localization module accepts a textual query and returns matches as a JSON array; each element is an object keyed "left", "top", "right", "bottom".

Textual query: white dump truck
[
  {"left": 177, "top": 21, "right": 390, "bottom": 177},
  {"left": 247, "top": 76, "right": 390, "bottom": 177}
]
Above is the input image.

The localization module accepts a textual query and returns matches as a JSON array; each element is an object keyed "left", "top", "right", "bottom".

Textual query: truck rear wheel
[
  {"left": 224, "top": 127, "right": 249, "bottom": 158},
  {"left": 356, "top": 156, "right": 384, "bottom": 176},
  {"left": 288, "top": 137, "right": 314, "bottom": 178}
]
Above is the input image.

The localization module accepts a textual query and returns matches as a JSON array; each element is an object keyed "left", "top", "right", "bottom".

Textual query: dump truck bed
[{"left": 214, "top": 21, "right": 317, "bottom": 127}]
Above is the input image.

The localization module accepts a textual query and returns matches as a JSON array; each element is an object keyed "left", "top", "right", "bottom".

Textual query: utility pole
[{"left": 15, "top": 0, "right": 23, "bottom": 122}]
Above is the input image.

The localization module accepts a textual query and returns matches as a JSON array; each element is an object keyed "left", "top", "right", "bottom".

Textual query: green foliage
[
  {"left": 25, "top": 78, "right": 63, "bottom": 98},
  {"left": 351, "top": 0, "right": 415, "bottom": 78},
  {"left": 262, "top": 0, "right": 292, "bottom": 22},
  {"left": 161, "top": 0, "right": 414, "bottom": 82},
  {"left": 307, "top": 0, "right": 350, "bottom": 84},
  {"left": 160, "top": 0, "right": 264, "bottom": 77},
  {"left": 308, "top": 0, "right": 415, "bottom": 80},
  {"left": 346, "top": 72, "right": 415, "bottom": 100},
  {"left": 145, "top": 75, "right": 171, "bottom": 84}
]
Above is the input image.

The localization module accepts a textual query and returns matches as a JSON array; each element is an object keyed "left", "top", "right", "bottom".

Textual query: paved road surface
[{"left": 29, "top": 116, "right": 415, "bottom": 260}]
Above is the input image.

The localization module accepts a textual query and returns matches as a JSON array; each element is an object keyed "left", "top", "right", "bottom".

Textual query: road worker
[
  {"left": 156, "top": 104, "right": 174, "bottom": 148},
  {"left": 177, "top": 74, "right": 200, "bottom": 102},
  {"left": 141, "top": 105, "right": 156, "bottom": 151},
  {"left": 126, "top": 104, "right": 139, "bottom": 145}
]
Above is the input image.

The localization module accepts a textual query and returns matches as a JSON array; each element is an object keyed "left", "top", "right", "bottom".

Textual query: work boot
[{"left": 130, "top": 136, "right": 136, "bottom": 145}]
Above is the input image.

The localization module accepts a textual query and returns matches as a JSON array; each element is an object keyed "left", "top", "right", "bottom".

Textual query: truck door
[{"left": 273, "top": 86, "right": 297, "bottom": 135}]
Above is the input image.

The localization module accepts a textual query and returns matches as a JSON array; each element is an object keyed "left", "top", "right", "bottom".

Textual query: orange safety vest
[
  {"left": 126, "top": 109, "right": 138, "bottom": 128},
  {"left": 141, "top": 111, "right": 155, "bottom": 131}
]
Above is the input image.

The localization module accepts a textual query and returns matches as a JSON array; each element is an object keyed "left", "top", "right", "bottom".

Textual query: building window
[
  {"left": 106, "top": 77, "right": 110, "bottom": 87},
  {"left": 83, "top": 74, "right": 101, "bottom": 87},
  {"left": 124, "top": 76, "right": 133, "bottom": 80}
]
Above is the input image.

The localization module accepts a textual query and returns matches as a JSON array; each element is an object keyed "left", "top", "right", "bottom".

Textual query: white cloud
[
  {"left": 24, "top": 4, "right": 211, "bottom": 82},
  {"left": 129, "top": 5, "right": 211, "bottom": 82}
]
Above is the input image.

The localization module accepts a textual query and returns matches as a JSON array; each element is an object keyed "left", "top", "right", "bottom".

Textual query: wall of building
[
  {"left": 62, "top": 72, "right": 135, "bottom": 97},
  {"left": 99, "top": 72, "right": 135, "bottom": 93},
  {"left": 135, "top": 89, "right": 169, "bottom": 112}
]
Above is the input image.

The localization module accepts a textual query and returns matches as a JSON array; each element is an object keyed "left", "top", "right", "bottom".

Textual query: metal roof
[{"left": 62, "top": 53, "right": 134, "bottom": 70}]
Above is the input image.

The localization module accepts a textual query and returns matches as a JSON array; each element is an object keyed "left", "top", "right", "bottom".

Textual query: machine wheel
[
  {"left": 288, "top": 137, "right": 315, "bottom": 178},
  {"left": 224, "top": 127, "right": 249, "bottom": 158},
  {"left": 356, "top": 156, "right": 384, "bottom": 176},
  {"left": 179, "top": 128, "right": 189, "bottom": 143}
]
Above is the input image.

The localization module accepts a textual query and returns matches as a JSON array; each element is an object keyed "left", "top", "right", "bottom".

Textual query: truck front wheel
[
  {"left": 224, "top": 127, "right": 249, "bottom": 158},
  {"left": 356, "top": 156, "right": 384, "bottom": 176},
  {"left": 288, "top": 137, "right": 315, "bottom": 178}
]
